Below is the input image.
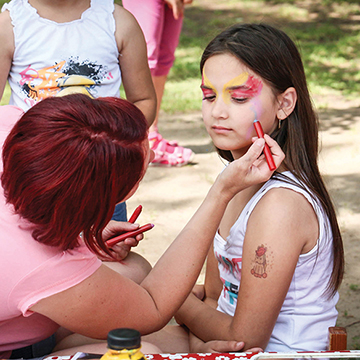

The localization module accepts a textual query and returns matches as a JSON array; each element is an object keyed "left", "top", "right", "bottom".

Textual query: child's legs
[
  {"left": 150, "top": 74, "right": 167, "bottom": 132},
  {"left": 122, "top": 0, "right": 164, "bottom": 72},
  {"left": 152, "top": 5, "right": 183, "bottom": 78},
  {"left": 122, "top": 0, "right": 183, "bottom": 129},
  {"left": 111, "top": 201, "right": 127, "bottom": 222}
]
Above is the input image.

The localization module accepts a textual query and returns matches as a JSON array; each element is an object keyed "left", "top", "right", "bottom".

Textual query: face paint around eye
[
  {"left": 201, "top": 71, "right": 218, "bottom": 100},
  {"left": 223, "top": 74, "right": 263, "bottom": 103},
  {"left": 222, "top": 72, "right": 249, "bottom": 104},
  {"left": 201, "top": 87, "right": 215, "bottom": 98}
]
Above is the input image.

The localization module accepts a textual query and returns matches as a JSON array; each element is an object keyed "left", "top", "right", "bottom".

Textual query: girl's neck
[{"left": 28, "top": 0, "right": 91, "bottom": 23}]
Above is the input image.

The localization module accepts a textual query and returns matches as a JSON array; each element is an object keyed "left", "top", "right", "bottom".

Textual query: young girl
[
  {"left": 0, "top": 0, "right": 157, "bottom": 221},
  {"left": 173, "top": 23, "right": 344, "bottom": 352}
]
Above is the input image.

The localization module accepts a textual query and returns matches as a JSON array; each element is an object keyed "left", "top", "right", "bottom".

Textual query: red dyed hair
[{"left": 1, "top": 94, "right": 148, "bottom": 257}]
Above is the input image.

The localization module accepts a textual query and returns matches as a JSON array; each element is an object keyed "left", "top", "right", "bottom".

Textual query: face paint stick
[
  {"left": 106, "top": 223, "right": 154, "bottom": 247},
  {"left": 128, "top": 205, "right": 142, "bottom": 223},
  {"left": 253, "top": 120, "right": 276, "bottom": 171}
]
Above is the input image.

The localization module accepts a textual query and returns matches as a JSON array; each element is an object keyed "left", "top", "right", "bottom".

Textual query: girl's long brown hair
[{"left": 200, "top": 23, "right": 344, "bottom": 296}]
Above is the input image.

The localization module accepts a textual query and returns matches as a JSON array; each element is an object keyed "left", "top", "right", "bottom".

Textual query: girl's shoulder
[
  {"left": 258, "top": 171, "right": 318, "bottom": 206},
  {"left": 0, "top": 7, "right": 14, "bottom": 43},
  {"left": 242, "top": 173, "right": 320, "bottom": 256},
  {"left": 245, "top": 171, "right": 321, "bottom": 230}
]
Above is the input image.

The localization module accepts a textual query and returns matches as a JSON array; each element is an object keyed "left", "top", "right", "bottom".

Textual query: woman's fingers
[{"left": 264, "top": 134, "right": 285, "bottom": 164}]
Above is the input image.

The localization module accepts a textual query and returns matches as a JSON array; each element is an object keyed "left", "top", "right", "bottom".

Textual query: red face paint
[
  {"left": 201, "top": 87, "right": 215, "bottom": 98},
  {"left": 228, "top": 75, "right": 263, "bottom": 99},
  {"left": 201, "top": 73, "right": 218, "bottom": 99}
]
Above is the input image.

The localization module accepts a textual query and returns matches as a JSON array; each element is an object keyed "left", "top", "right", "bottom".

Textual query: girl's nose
[{"left": 211, "top": 98, "right": 229, "bottom": 120}]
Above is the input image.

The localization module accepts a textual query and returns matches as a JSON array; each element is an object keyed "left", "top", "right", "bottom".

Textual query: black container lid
[{"left": 107, "top": 328, "right": 141, "bottom": 350}]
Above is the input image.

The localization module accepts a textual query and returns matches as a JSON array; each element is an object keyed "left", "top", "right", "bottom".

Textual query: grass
[{"left": 1, "top": 0, "right": 359, "bottom": 112}]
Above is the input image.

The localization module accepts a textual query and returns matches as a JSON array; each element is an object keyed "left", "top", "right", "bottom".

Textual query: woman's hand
[
  {"left": 214, "top": 136, "right": 284, "bottom": 202},
  {"left": 99, "top": 220, "right": 144, "bottom": 261}
]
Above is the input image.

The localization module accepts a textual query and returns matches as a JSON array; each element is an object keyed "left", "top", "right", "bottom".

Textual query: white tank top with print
[
  {"left": 214, "top": 171, "right": 338, "bottom": 351},
  {"left": 2, "top": 0, "right": 121, "bottom": 111}
]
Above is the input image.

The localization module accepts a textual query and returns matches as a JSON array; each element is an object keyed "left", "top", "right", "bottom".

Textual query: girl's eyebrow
[
  {"left": 200, "top": 84, "right": 214, "bottom": 90},
  {"left": 227, "top": 84, "right": 251, "bottom": 91}
]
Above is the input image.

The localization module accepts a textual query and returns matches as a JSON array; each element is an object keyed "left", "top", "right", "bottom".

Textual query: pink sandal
[{"left": 148, "top": 131, "right": 194, "bottom": 167}]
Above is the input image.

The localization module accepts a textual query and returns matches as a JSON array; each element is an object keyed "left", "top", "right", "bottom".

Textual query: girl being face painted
[{"left": 201, "top": 53, "right": 280, "bottom": 160}]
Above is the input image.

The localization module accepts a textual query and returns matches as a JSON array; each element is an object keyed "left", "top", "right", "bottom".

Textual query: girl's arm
[
  {"left": 0, "top": 10, "right": 14, "bottom": 101},
  {"left": 204, "top": 244, "right": 223, "bottom": 303},
  {"left": 176, "top": 186, "right": 318, "bottom": 350},
  {"left": 113, "top": 5, "right": 157, "bottom": 126},
  {"left": 30, "top": 138, "right": 283, "bottom": 339}
]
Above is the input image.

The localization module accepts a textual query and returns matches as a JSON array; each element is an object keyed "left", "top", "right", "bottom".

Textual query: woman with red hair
[{"left": 0, "top": 93, "right": 283, "bottom": 358}]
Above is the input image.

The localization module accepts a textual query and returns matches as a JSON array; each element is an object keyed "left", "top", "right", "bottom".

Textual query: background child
[
  {"left": 0, "top": 0, "right": 157, "bottom": 222},
  {"left": 172, "top": 23, "right": 344, "bottom": 352}
]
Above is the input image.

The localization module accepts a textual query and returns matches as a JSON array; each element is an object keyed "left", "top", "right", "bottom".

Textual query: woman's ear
[{"left": 277, "top": 87, "right": 297, "bottom": 120}]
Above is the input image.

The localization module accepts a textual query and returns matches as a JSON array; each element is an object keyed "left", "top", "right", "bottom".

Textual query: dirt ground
[{"left": 127, "top": 95, "right": 360, "bottom": 349}]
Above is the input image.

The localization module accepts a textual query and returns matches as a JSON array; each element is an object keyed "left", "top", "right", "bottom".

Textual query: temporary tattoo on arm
[{"left": 251, "top": 244, "right": 268, "bottom": 278}]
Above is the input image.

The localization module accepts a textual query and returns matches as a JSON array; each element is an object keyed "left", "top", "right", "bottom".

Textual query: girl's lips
[{"left": 212, "top": 125, "right": 232, "bottom": 133}]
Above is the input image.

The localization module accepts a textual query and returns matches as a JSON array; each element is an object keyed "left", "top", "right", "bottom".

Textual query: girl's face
[{"left": 201, "top": 53, "right": 279, "bottom": 159}]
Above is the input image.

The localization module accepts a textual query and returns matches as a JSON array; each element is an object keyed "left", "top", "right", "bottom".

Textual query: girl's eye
[
  {"left": 201, "top": 88, "right": 216, "bottom": 102},
  {"left": 229, "top": 90, "right": 249, "bottom": 103},
  {"left": 232, "top": 96, "right": 248, "bottom": 103},
  {"left": 203, "top": 95, "right": 216, "bottom": 102}
]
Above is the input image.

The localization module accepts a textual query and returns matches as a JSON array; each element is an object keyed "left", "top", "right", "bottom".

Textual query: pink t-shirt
[{"left": 0, "top": 105, "right": 102, "bottom": 357}]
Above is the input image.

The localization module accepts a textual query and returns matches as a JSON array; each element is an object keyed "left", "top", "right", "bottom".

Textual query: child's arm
[
  {"left": 113, "top": 5, "right": 157, "bottom": 126},
  {"left": 0, "top": 10, "right": 14, "bottom": 101},
  {"left": 176, "top": 187, "right": 318, "bottom": 350}
]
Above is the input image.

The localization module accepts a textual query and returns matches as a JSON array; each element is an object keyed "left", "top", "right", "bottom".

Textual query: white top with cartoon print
[
  {"left": 214, "top": 170, "right": 338, "bottom": 352},
  {"left": 2, "top": 0, "right": 121, "bottom": 111}
]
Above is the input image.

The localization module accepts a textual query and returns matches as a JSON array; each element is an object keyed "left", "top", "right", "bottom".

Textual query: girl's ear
[{"left": 277, "top": 87, "right": 297, "bottom": 120}]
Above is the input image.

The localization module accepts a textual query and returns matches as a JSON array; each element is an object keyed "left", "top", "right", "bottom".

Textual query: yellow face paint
[
  {"left": 201, "top": 71, "right": 251, "bottom": 103},
  {"left": 222, "top": 72, "right": 249, "bottom": 103},
  {"left": 201, "top": 71, "right": 218, "bottom": 97}
]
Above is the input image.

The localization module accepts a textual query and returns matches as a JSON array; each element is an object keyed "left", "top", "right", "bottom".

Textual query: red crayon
[
  {"left": 253, "top": 120, "right": 276, "bottom": 171},
  {"left": 106, "top": 223, "right": 154, "bottom": 247},
  {"left": 128, "top": 205, "right": 142, "bottom": 223}
]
